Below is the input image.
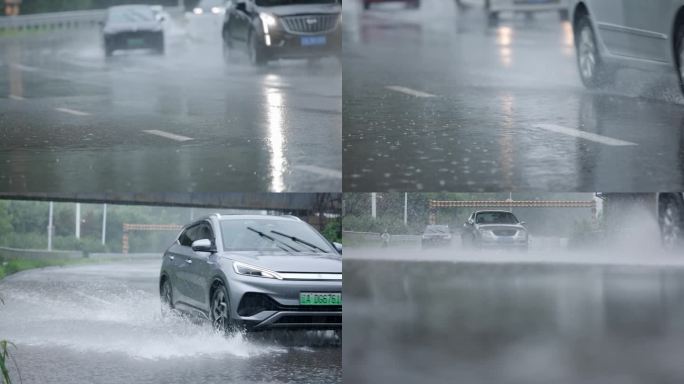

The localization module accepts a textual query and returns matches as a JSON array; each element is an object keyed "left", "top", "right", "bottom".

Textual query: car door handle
[{"left": 185, "top": 259, "right": 192, "bottom": 264}]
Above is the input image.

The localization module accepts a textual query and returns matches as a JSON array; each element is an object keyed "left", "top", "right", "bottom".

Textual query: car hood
[
  {"left": 258, "top": 4, "right": 341, "bottom": 17},
  {"left": 104, "top": 21, "right": 161, "bottom": 34},
  {"left": 475, "top": 224, "right": 526, "bottom": 231},
  {"left": 220, "top": 251, "right": 341, "bottom": 273}
]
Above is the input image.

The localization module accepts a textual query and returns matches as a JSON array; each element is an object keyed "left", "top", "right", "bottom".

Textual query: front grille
[
  {"left": 274, "top": 315, "right": 341, "bottom": 325},
  {"left": 493, "top": 230, "right": 517, "bottom": 237},
  {"left": 281, "top": 14, "right": 339, "bottom": 34},
  {"left": 238, "top": 292, "right": 342, "bottom": 317}
]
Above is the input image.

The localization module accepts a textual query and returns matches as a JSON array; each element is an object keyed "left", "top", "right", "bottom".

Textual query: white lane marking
[
  {"left": 143, "top": 130, "right": 194, "bottom": 142},
  {"left": 385, "top": 85, "right": 437, "bottom": 98},
  {"left": 532, "top": 123, "right": 637, "bottom": 147},
  {"left": 55, "top": 107, "right": 91, "bottom": 116},
  {"left": 8, "top": 95, "right": 25, "bottom": 101},
  {"left": 293, "top": 165, "right": 342, "bottom": 179},
  {"left": 10, "top": 63, "right": 39, "bottom": 72}
]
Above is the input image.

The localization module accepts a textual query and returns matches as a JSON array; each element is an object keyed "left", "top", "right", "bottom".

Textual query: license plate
[
  {"left": 300, "top": 292, "right": 341, "bottom": 305},
  {"left": 127, "top": 38, "right": 145, "bottom": 47},
  {"left": 498, "top": 237, "right": 514, "bottom": 243},
  {"left": 301, "top": 36, "right": 326, "bottom": 47}
]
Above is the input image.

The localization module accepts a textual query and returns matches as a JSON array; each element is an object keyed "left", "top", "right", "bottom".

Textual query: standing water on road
[{"left": 0, "top": 260, "right": 341, "bottom": 384}]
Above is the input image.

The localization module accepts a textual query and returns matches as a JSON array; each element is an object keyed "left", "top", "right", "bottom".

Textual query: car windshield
[
  {"left": 475, "top": 212, "right": 519, "bottom": 225},
  {"left": 424, "top": 225, "right": 449, "bottom": 234},
  {"left": 198, "top": 0, "right": 225, "bottom": 7},
  {"left": 108, "top": 7, "right": 155, "bottom": 23},
  {"left": 220, "top": 218, "right": 334, "bottom": 253},
  {"left": 255, "top": 0, "right": 338, "bottom": 6}
]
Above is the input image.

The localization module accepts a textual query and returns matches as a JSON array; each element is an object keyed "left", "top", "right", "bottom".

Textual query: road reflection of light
[
  {"left": 7, "top": 45, "right": 24, "bottom": 98},
  {"left": 265, "top": 87, "right": 286, "bottom": 192},
  {"left": 497, "top": 26, "right": 513, "bottom": 47},
  {"left": 497, "top": 26, "right": 513, "bottom": 67},
  {"left": 561, "top": 21, "right": 575, "bottom": 56}
]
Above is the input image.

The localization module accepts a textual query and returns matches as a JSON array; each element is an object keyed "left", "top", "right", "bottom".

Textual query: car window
[
  {"left": 198, "top": 0, "right": 225, "bottom": 6},
  {"left": 196, "top": 222, "right": 214, "bottom": 242},
  {"left": 108, "top": 7, "right": 155, "bottom": 23},
  {"left": 219, "top": 218, "right": 334, "bottom": 253},
  {"left": 475, "top": 212, "right": 519, "bottom": 225},
  {"left": 255, "top": 0, "right": 338, "bottom": 6},
  {"left": 424, "top": 225, "right": 449, "bottom": 234},
  {"left": 178, "top": 226, "right": 195, "bottom": 247}
]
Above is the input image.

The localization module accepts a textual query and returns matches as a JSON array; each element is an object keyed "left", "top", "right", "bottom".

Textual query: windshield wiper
[
  {"left": 246, "top": 227, "right": 300, "bottom": 253},
  {"left": 270, "top": 230, "right": 328, "bottom": 253}
]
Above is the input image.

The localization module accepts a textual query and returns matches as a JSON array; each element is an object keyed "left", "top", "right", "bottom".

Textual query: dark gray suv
[{"left": 159, "top": 213, "right": 342, "bottom": 333}]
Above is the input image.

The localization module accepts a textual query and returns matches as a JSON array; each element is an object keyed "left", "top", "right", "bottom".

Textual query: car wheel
[
  {"left": 211, "top": 283, "right": 238, "bottom": 334},
  {"left": 160, "top": 278, "right": 174, "bottom": 314},
  {"left": 248, "top": 32, "right": 266, "bottom": 67},
  {"left": 575, "top": 14, "right": 612, "bottom": 88},
  {"left": 675, "top": 23, "right": 684, "bottom": 96},
  {"left": 104, "top": 42, "right": 113, "bottom": 57},
  {"left": 660, "top": 196, "right": 683, "bottom": 251},
  {"left": 487, "top": 11, "right": 499, "bottom": 26}
]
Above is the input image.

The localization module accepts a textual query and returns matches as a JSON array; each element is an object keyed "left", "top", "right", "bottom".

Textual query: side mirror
[
  {"left": 333, "top": 242, "right": 342, "bottom": 254},
  {"left": 192, "top": 239, "right": 215, "bottom": 252}
]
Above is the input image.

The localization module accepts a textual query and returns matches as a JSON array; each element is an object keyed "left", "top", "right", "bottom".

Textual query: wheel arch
[
  {"left": 208, "top": 274, "right": 231, "bottom": 310},
  {"left": 670, "top": 6, "right": 684, "bottom": 68},
  {"left": 572, "top": 2, "right": 590, "bottom": 34}
]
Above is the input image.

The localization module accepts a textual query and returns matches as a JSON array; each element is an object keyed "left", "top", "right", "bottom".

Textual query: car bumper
[
  {"left": 105, "top": 31, "right": 163, "bottom": 51},
  {"left": 259, "top": 28, "right": 341, "bottom": 60},
  {"left": 480, "top": 238, "right": 528, "bottom": 249},
  {"left": 488, "top": 0, "right": 568, "bottom": 12},
  {"left": 228, "top": 273, "right": 342, "bottom": 331}
]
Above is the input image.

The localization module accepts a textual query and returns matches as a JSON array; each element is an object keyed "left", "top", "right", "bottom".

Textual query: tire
[
  {"left": 575, "top": 13, "right": 613, "bottom": 88},
  {"left": 248, "top": 31, "right": 267, "bottom": 67},
  {"left": 487, "top": 11, "right": 499, "bottom": 26},
  {"left": 223, "top": 41, "right": 238, "bottom": 64},
  {"left": 211, "top": 283, "right": 239, "bottom": 334},
  {"left": 160, "top": 278, "right": 174, "bottom": 315},
  {"left": 659, "top": 196, "right": 683, "bottom": 251},
  {"left": 674, "top": 23, "right": 684, "bottom": 96},
  {"left": 104, "top": 41, "right": 113, "bottom": 57}
]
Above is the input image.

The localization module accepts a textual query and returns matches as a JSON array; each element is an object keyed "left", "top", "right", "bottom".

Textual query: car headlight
[
  {"left": 211, "top": 6, "right": 225, "bottom": 14},
  {"left": 514, "top": 230, "right": 528, "bottom": 240},
  {"left": 481, "top": 230, "right": 495, "bottom": 239},
  {"left": 233, "top": 261, "right": 282, "bottom": 280},
  {"left": 193, "top": 7, "right": 203, "bottom": 15},
  {"left": 259, "top": 13, "right": 277, "bottom": 34}
]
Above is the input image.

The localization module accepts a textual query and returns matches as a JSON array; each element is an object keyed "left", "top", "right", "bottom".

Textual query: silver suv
[
  {"left": 159, "top": 213, "right": 342, "bottom": 333},
  {"left": 571, "top": 1, "right": 684, "bottom": 93}
]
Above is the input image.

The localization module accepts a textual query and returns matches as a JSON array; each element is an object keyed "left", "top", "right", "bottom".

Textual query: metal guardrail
[
  {"left": 0, "top": 9, "right": 106, "bottom": 32},
  {"left": 0, "top": 7, "right": 183, "bottom": 33}
]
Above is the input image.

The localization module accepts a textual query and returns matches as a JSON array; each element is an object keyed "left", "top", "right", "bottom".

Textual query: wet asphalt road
[
  {"left": 343, "top": 0, "right": 684, "bottom": 192},
  {"left": 344, "top": 248, "right": 684, "bottom": 384},
  {"left": 0, "top": 18, "right": 341, "bottom": 192},
  {"left": 0, "top": 260, "right": 341, "bottom": 384}
]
